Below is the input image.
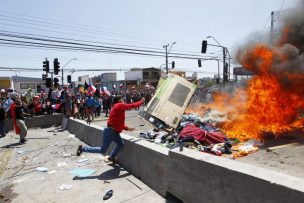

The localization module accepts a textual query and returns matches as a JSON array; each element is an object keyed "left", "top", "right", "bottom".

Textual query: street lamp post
[
  {"left": 61, "top": 58, "right": 77, "bottom": 86},
  {"left": 163, "top": 42, "right": 176, "bottom": 76},
  {"left": 207, "top": 36, "right": 230, "bottom": 84}
]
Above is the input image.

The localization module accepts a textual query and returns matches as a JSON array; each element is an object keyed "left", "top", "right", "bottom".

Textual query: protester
[
  {"left": 103, "top": 94, "right": 112, "bottom": 117},
  {"left": 63, "top": 87, "right": 72, "bottom": 117},
  {"left": 85, "top": 92, "right": 95, "bottom": 123},
  {"left": 0, "top": 102, "right": 5, "bottom": 137},
  {"left": 76, "top": 95, "right": 145, "bottom": 163},
  {"left": 94, "top": 96, "right": 101, "bottom": 117},
  {"left": 11, "top": 98, "right": 30, "bottom": 144},
  {"left": 25, "top": 88, "right": 34, "bottom": 115}
]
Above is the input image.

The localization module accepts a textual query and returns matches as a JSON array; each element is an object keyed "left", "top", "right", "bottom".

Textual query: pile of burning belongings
[
  {"left": 138, "top": 74, "right": 262, "bottom": 158},
  {"left": 139, "top": 113, "right": 232, "bottom": 156},
  {"left": 139, "top": 113, "right": 262, "bottom": 158}
]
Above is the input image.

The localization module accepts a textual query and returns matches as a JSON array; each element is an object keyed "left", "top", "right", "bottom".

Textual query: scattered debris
[
  {"left": 17, "top": 150, "right": 26, "bottom": 154},
  {"left": 57, "top": 162, "right": 67, "bottom": 167},
  {"left": 36, "top": 167, "right": 48, "bottom": 172},
  {"left": 232, "top": 141, "right": 259, "bottom": 159},
  {"left": 103, "top": 180, "right": 110, "bottom": 184},
  {"left": 77, "top": 158, "right": 89, "bottom": 163},
  {"left": 48, "top": 170, "right": 57, "bottom": 174},
  {"left": 59, "top": 184, "right": 72, "bottom": 191},
  {"left": 68, "top": 134, "right": 75, "bottom": 139},
  {"left": 63, "top": 153, "right": 72, "bottom": 157},
  {"left": 69, "top": 168, "right": 96, "bottom": 177}
]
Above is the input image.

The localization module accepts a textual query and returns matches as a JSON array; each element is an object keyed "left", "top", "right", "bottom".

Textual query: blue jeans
[
  {"left": 0, "top": 120, "right": 5, "bottom": 136},
  {"left": 82, "top": 127, "right": 124, "bottom": 159}
]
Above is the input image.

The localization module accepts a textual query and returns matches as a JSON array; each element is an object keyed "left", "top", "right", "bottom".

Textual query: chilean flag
[
  {"left": 101, "top": 86, "right": 111, "bottom": 98},
  {"left": 88, "top": 84, "right": 96, "bottom": 93}
]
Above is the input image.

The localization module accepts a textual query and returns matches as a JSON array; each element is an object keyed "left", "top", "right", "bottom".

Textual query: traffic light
[
  {"left": 54, "top": 78, "right": 59, "bottom": 87},
  {"left": 216, "top": 78, "right": 220, "bottom": 84},
  {"left": 54, "top": 58, "right": 60, "bottom": 75},
  {"left": 45, "top": 78, "right": 52, "bottom": 88},
  {"left": 43, "top": 59, "right": 49, "bottom": 73},
  {"left": 172, "top": 61, "right": 175, "bottom": 69},
  {"left": 201, "top": 40, "right": 207, "bottom": 53},
  {"left": 42, "top": 74, "right": 47, "bottom": 80},
  {"left": 67, "top": 75, "right": 71, "bottom": 83},
  {"left": 198, "top": 59, "right": 202, "bottom": 67}
]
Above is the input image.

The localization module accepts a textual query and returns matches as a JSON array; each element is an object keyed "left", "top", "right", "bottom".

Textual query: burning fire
[
  {"left": 189, "top": 5, "right": 304, "bottom": 141},
  {"left": 220, "top": 44, "right": 304, "bottom": 141}
]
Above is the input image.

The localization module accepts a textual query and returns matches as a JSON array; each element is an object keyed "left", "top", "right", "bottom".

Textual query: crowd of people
[{"left": 0, "top": 85, "right": 155, "bottom": 143}]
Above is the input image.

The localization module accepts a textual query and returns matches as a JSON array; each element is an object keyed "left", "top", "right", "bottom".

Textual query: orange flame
[{"left": 190, "top": 43, "right": 304, "bottom": 141}]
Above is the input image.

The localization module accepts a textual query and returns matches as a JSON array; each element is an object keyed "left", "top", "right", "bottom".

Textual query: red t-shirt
[{"left": 107, "top": 100, "right": 143, "bottom": 133}]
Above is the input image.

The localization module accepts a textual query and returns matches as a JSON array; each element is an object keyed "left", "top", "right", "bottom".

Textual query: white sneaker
[{"left": 103, "top": 155, "right": 116, "bottom": 164}]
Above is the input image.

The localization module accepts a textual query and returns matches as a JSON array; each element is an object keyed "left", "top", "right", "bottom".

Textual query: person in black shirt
[{"left": 15, "top": 98, "right": 29, "bottom": 143}]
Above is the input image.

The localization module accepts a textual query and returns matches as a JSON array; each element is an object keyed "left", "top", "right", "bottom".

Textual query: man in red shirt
[{"left": 76, "top": 95, "right": 145, "bottom": 163}]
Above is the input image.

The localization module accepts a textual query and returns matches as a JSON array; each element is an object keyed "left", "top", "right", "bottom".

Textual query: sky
[{"left": 0, "top": 0, "right": 299, "bottom": 82}]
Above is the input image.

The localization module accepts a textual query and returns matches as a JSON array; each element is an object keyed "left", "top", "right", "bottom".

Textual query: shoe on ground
[
  {"left": 19, "top": 139, "right": 26, "bottom": 144},
  {"left": 103, "top": 156, "right": 117, "bottom": 164},
  {"left": 103, "top": 189, "right": 113, "bottom": 200},
  {"left": 76, "top": 145, "right": 83, "bottom": 156}
]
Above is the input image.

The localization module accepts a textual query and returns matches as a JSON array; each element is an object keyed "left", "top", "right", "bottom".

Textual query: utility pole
[
  {"left": 163, "top": 42, "right": 176, "bottom": 76},
  {"left": 271, "top": 11, "right": 274, "bottom": 43},
  {"left": 223, "top": 47, "right": 226, "bottom": 84},
  {"left": 163, "top": 44, "right": 169, "bottom": 76}
]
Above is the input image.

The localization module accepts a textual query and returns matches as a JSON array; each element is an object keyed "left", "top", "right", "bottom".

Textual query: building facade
[
  {"left": 91, "top": 73, "right": 117, "bottom": 84},
  {"left": 11, "top": 76, "right": 45, "bottom": 94},
  {"left": 125, "top": 67, "right": 161, "bottom": 88}
]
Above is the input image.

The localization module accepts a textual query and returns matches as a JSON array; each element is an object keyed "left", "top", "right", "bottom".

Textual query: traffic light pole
[
  {"left": 61, "top": 69, "right": 64, "bottom": 86},
  {"left": 50, "top": 72, "right": 54, "bottom": 88},
  {"left": 206, "top": 43, "right": 230, "bottom": 84},
  {"left": 61, "top": 58, "right": 77, "bottom": 86}
]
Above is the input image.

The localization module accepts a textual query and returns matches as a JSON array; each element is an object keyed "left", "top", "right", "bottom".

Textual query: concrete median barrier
[
  {"left": 167, "top": 147, "right": 304, "bottom": 203},
  {"left": 66, "top": 118, "right": 87, "bottom": 140},
  {"left": 117, "top": 134, "right": 169, "bottom": 195},
  {"left": 5, "top": 114, "right": 64, "bottom": 132},
  {"left": 66, "top": 118, "right": 304, "bottom": 202}
]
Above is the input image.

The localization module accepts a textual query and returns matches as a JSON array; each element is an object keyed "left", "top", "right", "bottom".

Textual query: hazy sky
[{"left": 0, "top": 0, "right": 299, "bottom": 81}]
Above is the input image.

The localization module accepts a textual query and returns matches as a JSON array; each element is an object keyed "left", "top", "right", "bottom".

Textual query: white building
[
  {"left": 100, "top": 73, "right": 117, "bottom": 81},
  {"left": 11, "top": 76, "right": 45, "bottom": 94},
  {"left": 91, "top": 73, "right": 117, "bottom": 84}
]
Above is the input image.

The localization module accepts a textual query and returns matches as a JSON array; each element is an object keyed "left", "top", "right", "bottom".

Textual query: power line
[
  {"left": 0, "top": 12, "right": 172, "bottom": 44},
  {"left": 0, "top": 31, "right": 219, "bottom": 60},
  {"left": 0, "top": 12, "right": 220, "bottom": 56}
]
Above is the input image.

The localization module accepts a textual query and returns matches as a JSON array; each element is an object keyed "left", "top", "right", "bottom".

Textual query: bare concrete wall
[
  {"left": 5, "top": 114, "right": 63, "bottom": 132},
  {"left": 66, "top": 118, "right": 304, "bottom": 203}
]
